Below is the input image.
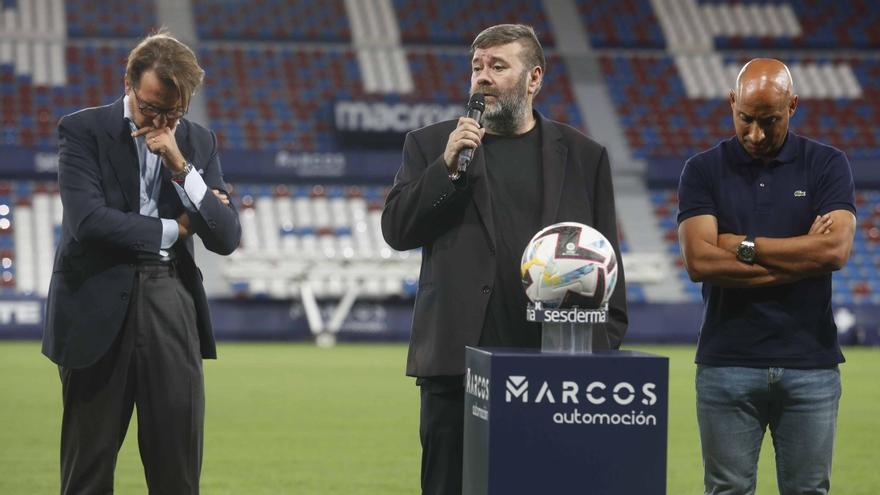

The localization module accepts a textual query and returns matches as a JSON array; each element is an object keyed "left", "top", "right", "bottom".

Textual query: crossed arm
[
  {"left": 58, "top": 115, "right": 241, "bottom": 256},
  {"left": 678, "top": 209, "right": 855, "bottom": 288}
]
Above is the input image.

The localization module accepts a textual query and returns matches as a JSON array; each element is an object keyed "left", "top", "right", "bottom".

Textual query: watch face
[{"left": 738, "top": 243, "right": 756, "bottom": 262}]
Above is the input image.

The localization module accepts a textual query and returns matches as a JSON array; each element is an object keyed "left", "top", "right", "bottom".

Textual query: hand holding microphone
[{"left": 443, "top": 93, "right": 485, "bottom": 179}]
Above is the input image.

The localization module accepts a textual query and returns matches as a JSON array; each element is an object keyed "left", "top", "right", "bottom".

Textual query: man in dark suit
[
  {"left": 42, "top": 32, "right": 240, "bottom": 494},
  {"left": 381, "top": 24, "right": 627, "bottom": 495}
]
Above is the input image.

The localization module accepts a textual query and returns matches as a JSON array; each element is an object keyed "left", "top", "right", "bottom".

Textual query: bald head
[
  {"left": 734, "top": 58, "right": 794, "bottom": 101},
  {"left": 729, "top": 58, "right": 798, "bottom": 162}
]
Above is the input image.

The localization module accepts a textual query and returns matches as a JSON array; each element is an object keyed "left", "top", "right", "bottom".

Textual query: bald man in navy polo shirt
[{"left": 677, "top": 58, "right": 856, "bottom": 494}]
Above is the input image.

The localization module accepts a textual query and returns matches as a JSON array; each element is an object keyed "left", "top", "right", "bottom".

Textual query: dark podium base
[{"left": 463, "top": 347, "right": 669, "bottom": 495}]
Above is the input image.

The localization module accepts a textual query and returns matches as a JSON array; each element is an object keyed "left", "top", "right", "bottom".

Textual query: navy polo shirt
[{"left": 677, "top": 132, "right": 855, "bottom": 368}]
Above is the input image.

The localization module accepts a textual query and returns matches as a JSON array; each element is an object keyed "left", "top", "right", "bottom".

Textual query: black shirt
[
  {"left": 677, "top": 132, "right": 856, "bottom": 368},
  {"left": 479, "top": 125, "right": 544, "bottom": 347}
]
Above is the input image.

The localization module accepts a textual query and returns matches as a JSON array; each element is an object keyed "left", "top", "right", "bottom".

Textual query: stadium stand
[
  {"left": 1, "top": 43, "right": 129, "bottom": 148},
  {"left": 576, "top": 0, "right": 666, "bottom": 49},
  {"left": 0, "top": 181, "right": 60, "bottom": 297},
  {"left": 65, "top": 0, "right": 157, "bottom": 38},
  {"left": 195, "top": 48, "right": 583, "bottom": 153},
  {"left": 198, "top": 45, "right": 362, "bottom": 152},
  {"left": 648, "top": 188, "right": 701, "bottom": 303},
  {"left": 223, "top": 183, "right": 419, "bottom": 299},
  {"left": 706, "top": 0, "right": 880, "bottom": 50},
  {"left": 0, "top": 179, "right": 421, "bottom": 300},
  {"left": 392, "top": 0, "right": 553, "bottom": 46},
  {"left": 602, "top": 55, "right": 880, "bottom": 160},
  {"left": 192, "top": 0, "right": 350, "bottom": 42}
]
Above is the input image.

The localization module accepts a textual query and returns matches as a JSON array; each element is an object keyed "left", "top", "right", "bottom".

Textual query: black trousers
[
  {"left": 59, "top": 263, "right": 203, "bottom": 495},
  {"left": 418, "top": 375, "right": 465, "bottom": 495}
]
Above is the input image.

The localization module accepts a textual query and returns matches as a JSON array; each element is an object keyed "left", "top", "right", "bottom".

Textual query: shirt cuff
[
  {"left": 160, "top": 218, "right": 179, "bottom": 250},
  {"left": 173, "top": 166, "right": 208, "bottom": 210}
]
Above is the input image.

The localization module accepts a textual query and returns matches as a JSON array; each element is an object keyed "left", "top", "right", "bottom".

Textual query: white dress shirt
[{"left": 123, "top": 94, "right": 208, "bottom": 255}]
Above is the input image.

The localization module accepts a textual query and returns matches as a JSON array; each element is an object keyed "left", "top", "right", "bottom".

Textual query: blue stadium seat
[
  {"left": 66, "top": 0, "right": 158, "bottom": 38},
  {"left": 576, "top": 0, "right": 665, "bottom": 48},
  {"left": 393, "top": 0, "right": 553, "bottom": 46},
  {"left": 199, "top": 46, "right": 362, "bottom": 152},
  {"left": 602, "top": 55, "right": 880, "bottom": 160},
  {"left": 704, "top": 0, "right": 880, "bottom": 50},
  {"left": 192, "top": 0, "right": 350, "bottom": 42}
]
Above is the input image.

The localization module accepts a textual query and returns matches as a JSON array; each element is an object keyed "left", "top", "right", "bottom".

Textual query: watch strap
[{"left": 171, "top": 162, "right": 193, "bottom": 184}]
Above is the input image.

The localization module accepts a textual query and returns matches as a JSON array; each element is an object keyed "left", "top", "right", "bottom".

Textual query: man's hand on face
[{"left": 131, "top": 125, "right": 187, "bottom": 173}]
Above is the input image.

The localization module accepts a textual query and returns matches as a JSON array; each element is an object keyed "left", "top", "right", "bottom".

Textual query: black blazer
[
  {"left": 42, "top": 98, "right": 241, "bottom": 369},
  {"left": 382, "top": 112, "right": 628, "bottom": 377}
]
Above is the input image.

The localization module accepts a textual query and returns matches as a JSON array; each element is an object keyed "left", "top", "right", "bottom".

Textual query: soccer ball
[{"left": 520, "top": 222, "right": 618, "bottom": 309}]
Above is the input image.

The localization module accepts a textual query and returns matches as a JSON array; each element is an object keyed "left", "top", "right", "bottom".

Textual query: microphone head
[{"left": 467, "top": 92, "right": 485, "bottom": 112}]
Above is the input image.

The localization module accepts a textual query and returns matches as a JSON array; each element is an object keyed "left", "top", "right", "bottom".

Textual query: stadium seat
[
  {"left": 221, "top": 183, "right": 419, "bottom": 299},
  {"left": 602, "top": 55, "right": 880, "bottom": 160},
  {"left": 393, "top": 0, "right": 553, "bottom": 46},
  {"left": 192, "top": 0, "right": 350, "bottom": 42},
  {"left": 576, "top": 0, "right": 666, "bottom": 48},
  {"left": 198, "top": 45, "right": 362, "bottom": 152},
  {"left": 66, "top": 0, "right": 158, "bottom": 38}
]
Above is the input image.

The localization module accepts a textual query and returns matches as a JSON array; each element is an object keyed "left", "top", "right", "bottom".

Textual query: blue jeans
[{"left": 696, "top": 366, "right": 841, "bottom": 495}]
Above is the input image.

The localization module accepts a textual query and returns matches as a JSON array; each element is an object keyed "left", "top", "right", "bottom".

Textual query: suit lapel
[
  {"left": 469, "top": 145, "right": 496, "bottom": 252},
  {"left": 105, "top": 99, "right": 141, "bottom": 212},
  {"left": 539, "top": 116, "right": 568, "bottom": 226}
]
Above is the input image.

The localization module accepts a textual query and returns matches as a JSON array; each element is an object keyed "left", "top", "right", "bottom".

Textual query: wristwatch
[
  {"left": 171, "top": 162, "right": 193, "bottom": 185},
  {"left": 736, "top": 235, "right": 757, "bottom": 264}
]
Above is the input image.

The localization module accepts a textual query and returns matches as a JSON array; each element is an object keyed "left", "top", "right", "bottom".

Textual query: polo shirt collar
[{"left": 731, "top": 131, "right": 798, "bottom": 166}]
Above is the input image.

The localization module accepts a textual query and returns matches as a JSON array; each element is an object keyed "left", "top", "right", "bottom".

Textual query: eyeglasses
[{"left": 132, "top": 87, "right": 187, "bottom": 120}]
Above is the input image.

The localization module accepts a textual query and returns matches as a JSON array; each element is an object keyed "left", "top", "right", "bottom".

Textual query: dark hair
[
  {"left": 471, "top": 24, "right": 546, "bottom": 93},
  {"left": 125, "top": 29, "right": 204, "bottom": 111}
]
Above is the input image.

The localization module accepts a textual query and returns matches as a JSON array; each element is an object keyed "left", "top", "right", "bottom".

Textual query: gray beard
[{"left": 482, "top": 92, "right": 530, "bottom": 136}]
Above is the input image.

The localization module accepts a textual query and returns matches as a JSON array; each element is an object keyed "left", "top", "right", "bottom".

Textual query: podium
[{"left": 462, "top": 347, "right": 669, "bottom": 494}]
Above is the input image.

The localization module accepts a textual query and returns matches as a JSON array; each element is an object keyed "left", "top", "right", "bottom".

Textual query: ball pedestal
[
  {"left": 462, "top": 345, "right": 669, "bottom": 494},
  {"left": 526, "top": 302, "right": 607, "bottom": 354}
]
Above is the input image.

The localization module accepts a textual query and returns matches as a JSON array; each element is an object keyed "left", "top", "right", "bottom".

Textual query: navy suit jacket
[
  {"left": 42, "top": 98, "right": 241, "bottom": 368},
  {"left": 382, "top": 112, "right": 628, "bottom": 377}
]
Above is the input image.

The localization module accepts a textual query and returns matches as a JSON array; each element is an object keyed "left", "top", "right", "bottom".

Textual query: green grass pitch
[{"left": 1, "top": 342, "right": 877, "bottom": 494}]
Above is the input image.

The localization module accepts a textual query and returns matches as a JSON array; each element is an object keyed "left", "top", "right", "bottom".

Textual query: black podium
[{"left": 462, "top": 347, "right": 669, "bottom": 494}]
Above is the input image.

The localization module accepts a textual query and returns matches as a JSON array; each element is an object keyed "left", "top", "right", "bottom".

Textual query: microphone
[{"left": 456, "top": 92, "right": 485, "bottom": 174}]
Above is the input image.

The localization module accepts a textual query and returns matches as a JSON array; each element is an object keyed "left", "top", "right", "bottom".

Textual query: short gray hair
[{"left": 471, "top": 24, "right": 546, "bottom": 92}]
